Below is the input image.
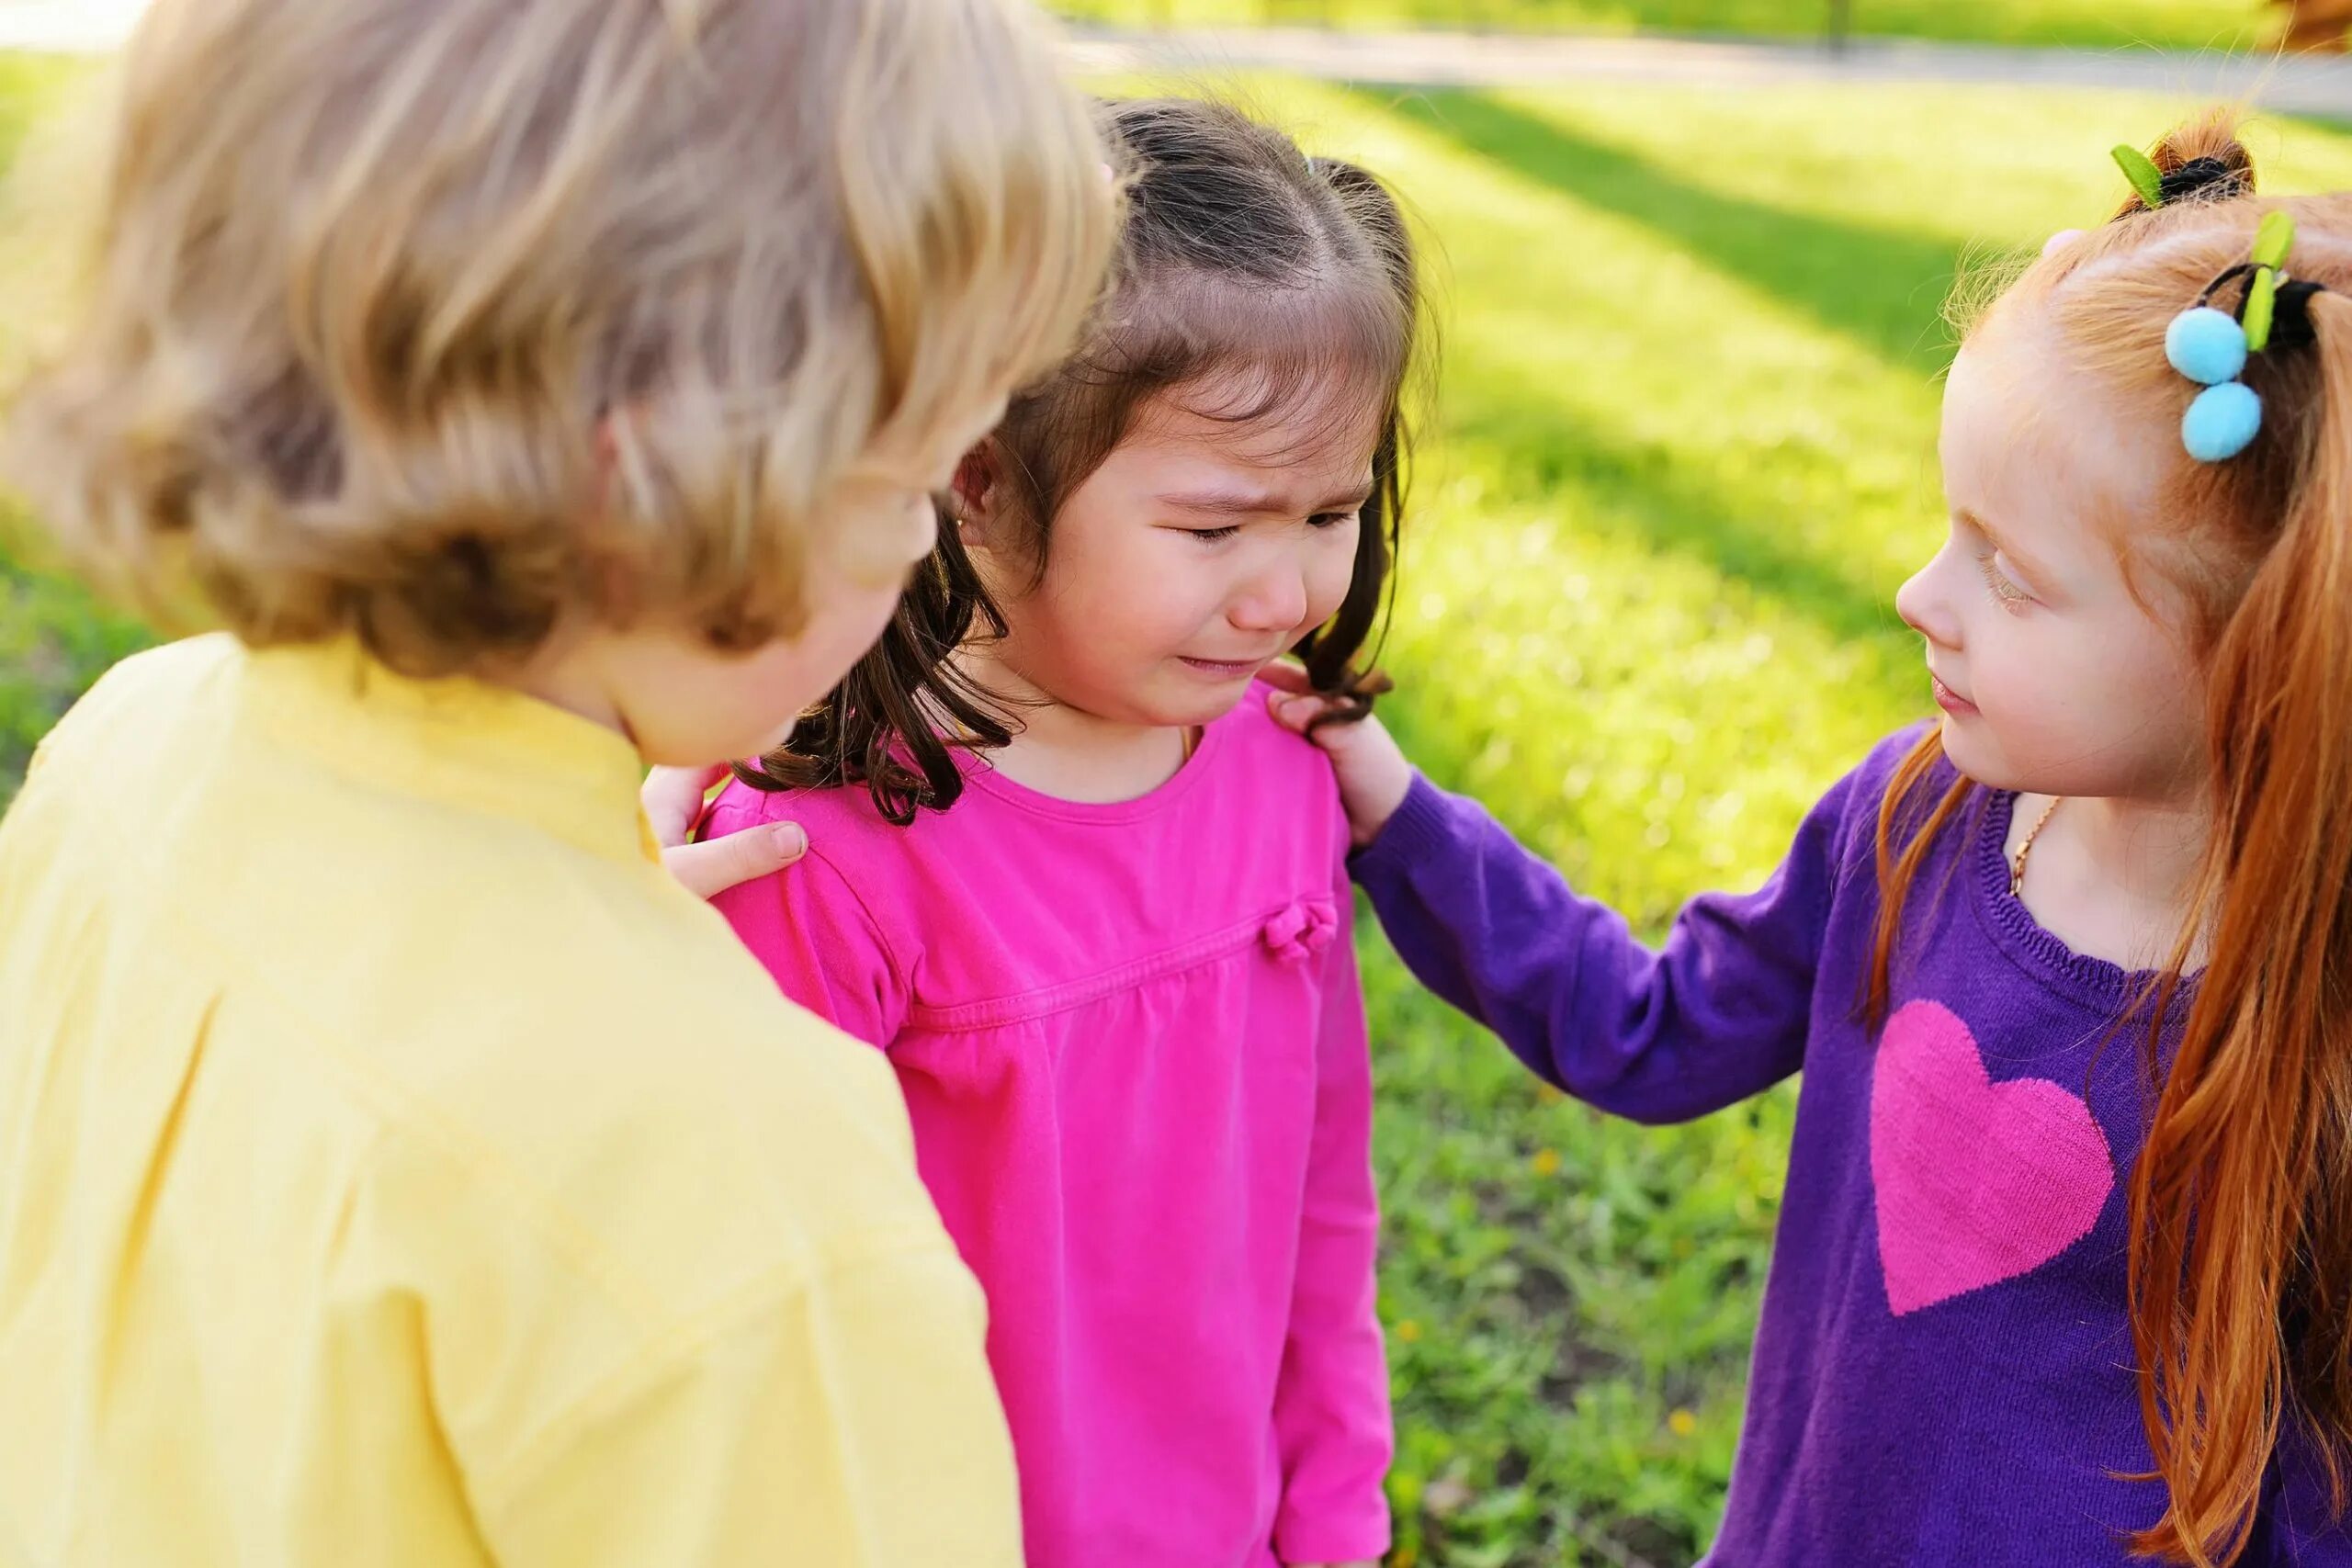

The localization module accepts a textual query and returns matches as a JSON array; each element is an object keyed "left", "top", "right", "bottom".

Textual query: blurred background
[
  {"left": 1054, "top": 0, "right": 2348, "bottom": 49},
  {"left": 2, "top": 3, "right": 2349, "bottom": 1565}
]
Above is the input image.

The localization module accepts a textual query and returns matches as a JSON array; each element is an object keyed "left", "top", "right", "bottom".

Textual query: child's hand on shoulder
[
  {"left": 642, "top": 762, "right": 808, "bottom": 899},
  {"left": 1264, "top": 667, "right": 1415, "bottom": 852}
]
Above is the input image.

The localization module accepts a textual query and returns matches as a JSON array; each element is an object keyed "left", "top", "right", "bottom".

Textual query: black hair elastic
[
  {"left": 2158, "top": 156, "right": 2253, "bottom": 208},
  {"left": 2195, "top": 261, "right": 2331, "bottom": 351}
]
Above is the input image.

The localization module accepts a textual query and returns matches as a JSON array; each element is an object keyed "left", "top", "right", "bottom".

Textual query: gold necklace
[{"left": 2010, "top": 795, "right": 2064, "bottom": 898}]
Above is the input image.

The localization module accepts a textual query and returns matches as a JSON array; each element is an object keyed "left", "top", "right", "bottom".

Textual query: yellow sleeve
[
  {"left": 476, "top": 1240, "right": 1023, "bottom": 1567},
  {"left": 20, "top": 717, "right": 75, "bottom": 792},
  {"left": 17, "top": 641, "right": 207, "bottom": 794}
]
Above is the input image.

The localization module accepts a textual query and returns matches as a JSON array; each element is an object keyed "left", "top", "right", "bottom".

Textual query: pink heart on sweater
[{"left": 1870, "top": 999, "right": 2115, "bottom": 1315}]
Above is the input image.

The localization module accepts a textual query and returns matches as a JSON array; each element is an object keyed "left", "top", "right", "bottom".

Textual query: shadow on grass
[
  {"left": 1434, "top": 356, "right": 1923, "bottom": 651},
  {"left": 1337, "top": 85, "right": 1952, "bottom": 653},
  {"left": 1350, "top": 85, "right": 1969, "bottom": 378}
]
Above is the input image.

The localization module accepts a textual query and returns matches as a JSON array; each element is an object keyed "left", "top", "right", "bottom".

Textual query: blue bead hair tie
[{"left": 2162, "top": 209, "right": 2329, "bottom": 463}]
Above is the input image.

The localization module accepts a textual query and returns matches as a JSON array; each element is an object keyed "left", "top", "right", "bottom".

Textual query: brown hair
[
  {"left": 2, "top": 0, "right": 1116, "bottom": 674},
  {"left": 736, "top": 96, "right": 1427, "bottom": 822},
  {"left": 1869, "top": 111, "right": 2352, "bottom": 1563}
]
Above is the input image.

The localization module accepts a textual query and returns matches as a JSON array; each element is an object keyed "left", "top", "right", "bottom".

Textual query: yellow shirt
[{"left": 0, "top": 636, "right": 1022, "bottom": 1567}]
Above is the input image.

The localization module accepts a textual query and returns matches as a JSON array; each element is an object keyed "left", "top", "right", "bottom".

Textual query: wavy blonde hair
[{"left": 3, "top": 0, "right": 1116, "bottom": 673}]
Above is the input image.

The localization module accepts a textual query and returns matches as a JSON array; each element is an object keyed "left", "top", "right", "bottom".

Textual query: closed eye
[
  {"left": 1180, "top": 506, "right": 1360, "bottom": 541},
  {"left": 1976, "top": 552, "right": 2032, "bottom": 610}
]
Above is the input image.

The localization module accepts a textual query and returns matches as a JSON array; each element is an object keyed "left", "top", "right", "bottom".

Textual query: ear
[{"left": 950, "top": 440, "right": 1010, "bottom": 550}]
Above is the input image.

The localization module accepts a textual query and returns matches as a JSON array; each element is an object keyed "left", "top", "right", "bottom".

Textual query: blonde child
[
  {"left": 1277, "top": 115, "right": 2352, "bottom": 1564},
  {"left": 662, "top": 97, "right": 1421, "bottom": 1568},
  {"left": 0, "top": 0, "right": 1113, "bottom": 1562}
]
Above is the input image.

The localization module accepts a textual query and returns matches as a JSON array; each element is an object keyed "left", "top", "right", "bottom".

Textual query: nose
[
  {"left": 1227, "top": 556, "right": 1310, "bottom": 636},
  {"left": 1894, "top": 547, "right": 1961, "bottom": 651}
]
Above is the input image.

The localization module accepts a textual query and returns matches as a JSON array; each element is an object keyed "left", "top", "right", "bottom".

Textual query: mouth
[
  {"left": 1930, "top": 674, "right": 1978, "bottom": 716},
  {"left": 1178, "top": 654, "right": 1276, "bottom": 682}
]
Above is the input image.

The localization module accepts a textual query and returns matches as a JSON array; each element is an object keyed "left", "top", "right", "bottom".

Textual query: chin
[
  {"left": 1931, "top": 713, "right": 1987, "bottom": 778},
  {"left": 640, "top": 716, "right": 797, "bottom": 771},
  {"left": 747, "top": 714, "right": 799, "bottom": 758},
  {"left": 1141, "top": 682, "right": 1259, "bottom": 731},
  {"left": 1937, "top": 716, "right": 2042, "bottom": 795}
]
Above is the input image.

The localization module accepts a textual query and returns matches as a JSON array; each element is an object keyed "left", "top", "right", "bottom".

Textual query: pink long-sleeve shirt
[{"left": 706, "top": 686, "right": 1392, "bottom": 1567}]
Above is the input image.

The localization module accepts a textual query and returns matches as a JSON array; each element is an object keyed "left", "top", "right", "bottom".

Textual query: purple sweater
[{"left": 1351, "top": 729, "right": 2351, "bottom": 1564}]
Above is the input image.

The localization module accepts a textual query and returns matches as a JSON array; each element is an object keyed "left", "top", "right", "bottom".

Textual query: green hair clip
[
  {"left": 2111, "top": 144, "right": 2166, "bottom": 210},
  {"left": 2244, "top": 209, "right": 2297, "bottom": 352},
  {"left": 2165, "top": 209, "right": 2318, "bottom": 461}
]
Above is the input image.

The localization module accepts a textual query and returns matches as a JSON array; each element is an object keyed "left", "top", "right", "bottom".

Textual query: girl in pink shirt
[{"left": 699, "top": 98, "right": 1425, "bottom": 1568}]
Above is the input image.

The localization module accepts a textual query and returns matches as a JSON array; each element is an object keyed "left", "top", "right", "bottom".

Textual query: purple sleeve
[
  {"left": 1348, "top": 764, "right": 1871, "bottom": 1124},
  {"left": 1269, "top": 853, "right": 1393, "bottom": 1565}
]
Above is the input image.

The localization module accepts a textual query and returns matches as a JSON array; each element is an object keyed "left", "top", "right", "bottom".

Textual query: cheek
[
  {"left": 2111, "top": 637, "right": 2208, "bottom": 747},
  {"left": 2084, "top": 622, "right": 2196, "bottom": 722},
  {"left": 1985, "top": 617, "right": 2204, "bottom": 773},
  {"left": 808, "top": 577, "right": 904, "bottom": 671},
  {"left": 738, "top": 577, "right": 899, "bottom": 714},
  {"left": 834, "top": 486, "right": 937, "bottom": 573},
  {"left": 1303, "top": 535, "right": 1361, "bottom": 624},
  {"left": 1044, "top": 531, "right": 1215, "bottom": 636},
  {"left": 885, "top": 494, "right": 939, "bottom": 568},
  {"left": 1983, "top": 623, "right": 2099, "bottom": 725}
]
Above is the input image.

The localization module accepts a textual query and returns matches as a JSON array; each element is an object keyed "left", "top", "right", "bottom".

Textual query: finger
[
  {"left": 1270, "top": 691, "right": 1326, "bottom": 733},
  {"left": 662, "top": 821, "right": 808, "bottom": 900},
  {"left": 641, "top": 761, "right": 731, "bottom": 848},
  {"left": 1258, "top": 660, "right": 1314, "bottom": 695},
  {"left": 1267, "top": 691, "right": 1335, "bottom": 735}
]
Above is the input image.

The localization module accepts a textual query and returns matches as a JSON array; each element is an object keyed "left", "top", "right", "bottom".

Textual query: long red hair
[{"left": 1870, "top": 115, "right": 2352, "bottom": 1564}]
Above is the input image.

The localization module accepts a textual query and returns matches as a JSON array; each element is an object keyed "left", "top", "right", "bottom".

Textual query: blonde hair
[
  {"left": 3, "top": 0, "right": 1116, "bottom": 672},
  {"left": 1872, "top": 112, "right": 2352, "bottom": 1565}
]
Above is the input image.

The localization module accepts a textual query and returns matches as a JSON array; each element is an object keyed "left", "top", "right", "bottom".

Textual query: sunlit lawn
[{"left": 6, "top": 49, "right": 2352, "bottom": 1567}]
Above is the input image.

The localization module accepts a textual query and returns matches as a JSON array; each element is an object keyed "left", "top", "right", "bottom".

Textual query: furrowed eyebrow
[{"left": 1158, "top": 483, "right": 1373, "bottom": 517}]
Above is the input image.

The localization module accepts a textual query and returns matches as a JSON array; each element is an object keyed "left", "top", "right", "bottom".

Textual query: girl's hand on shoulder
[
  {"left": 642, "top": 762, "right": 808, "bottom": 899},
  {"left": 1263, "top": 666, "right": 1415, "bottom": 852}
]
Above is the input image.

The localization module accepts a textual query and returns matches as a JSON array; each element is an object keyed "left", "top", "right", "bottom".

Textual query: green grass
[
  {"left": 9, "top": 49, "right": 2352, "bottom": 1568},
  {"left": 1052, "top": 0, "right": 2285, "bottom": 53}
]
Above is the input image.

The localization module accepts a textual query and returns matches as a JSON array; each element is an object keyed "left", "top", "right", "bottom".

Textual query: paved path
[{"left": 4, "top": 1, "right": 2346, "bottom": 121}]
